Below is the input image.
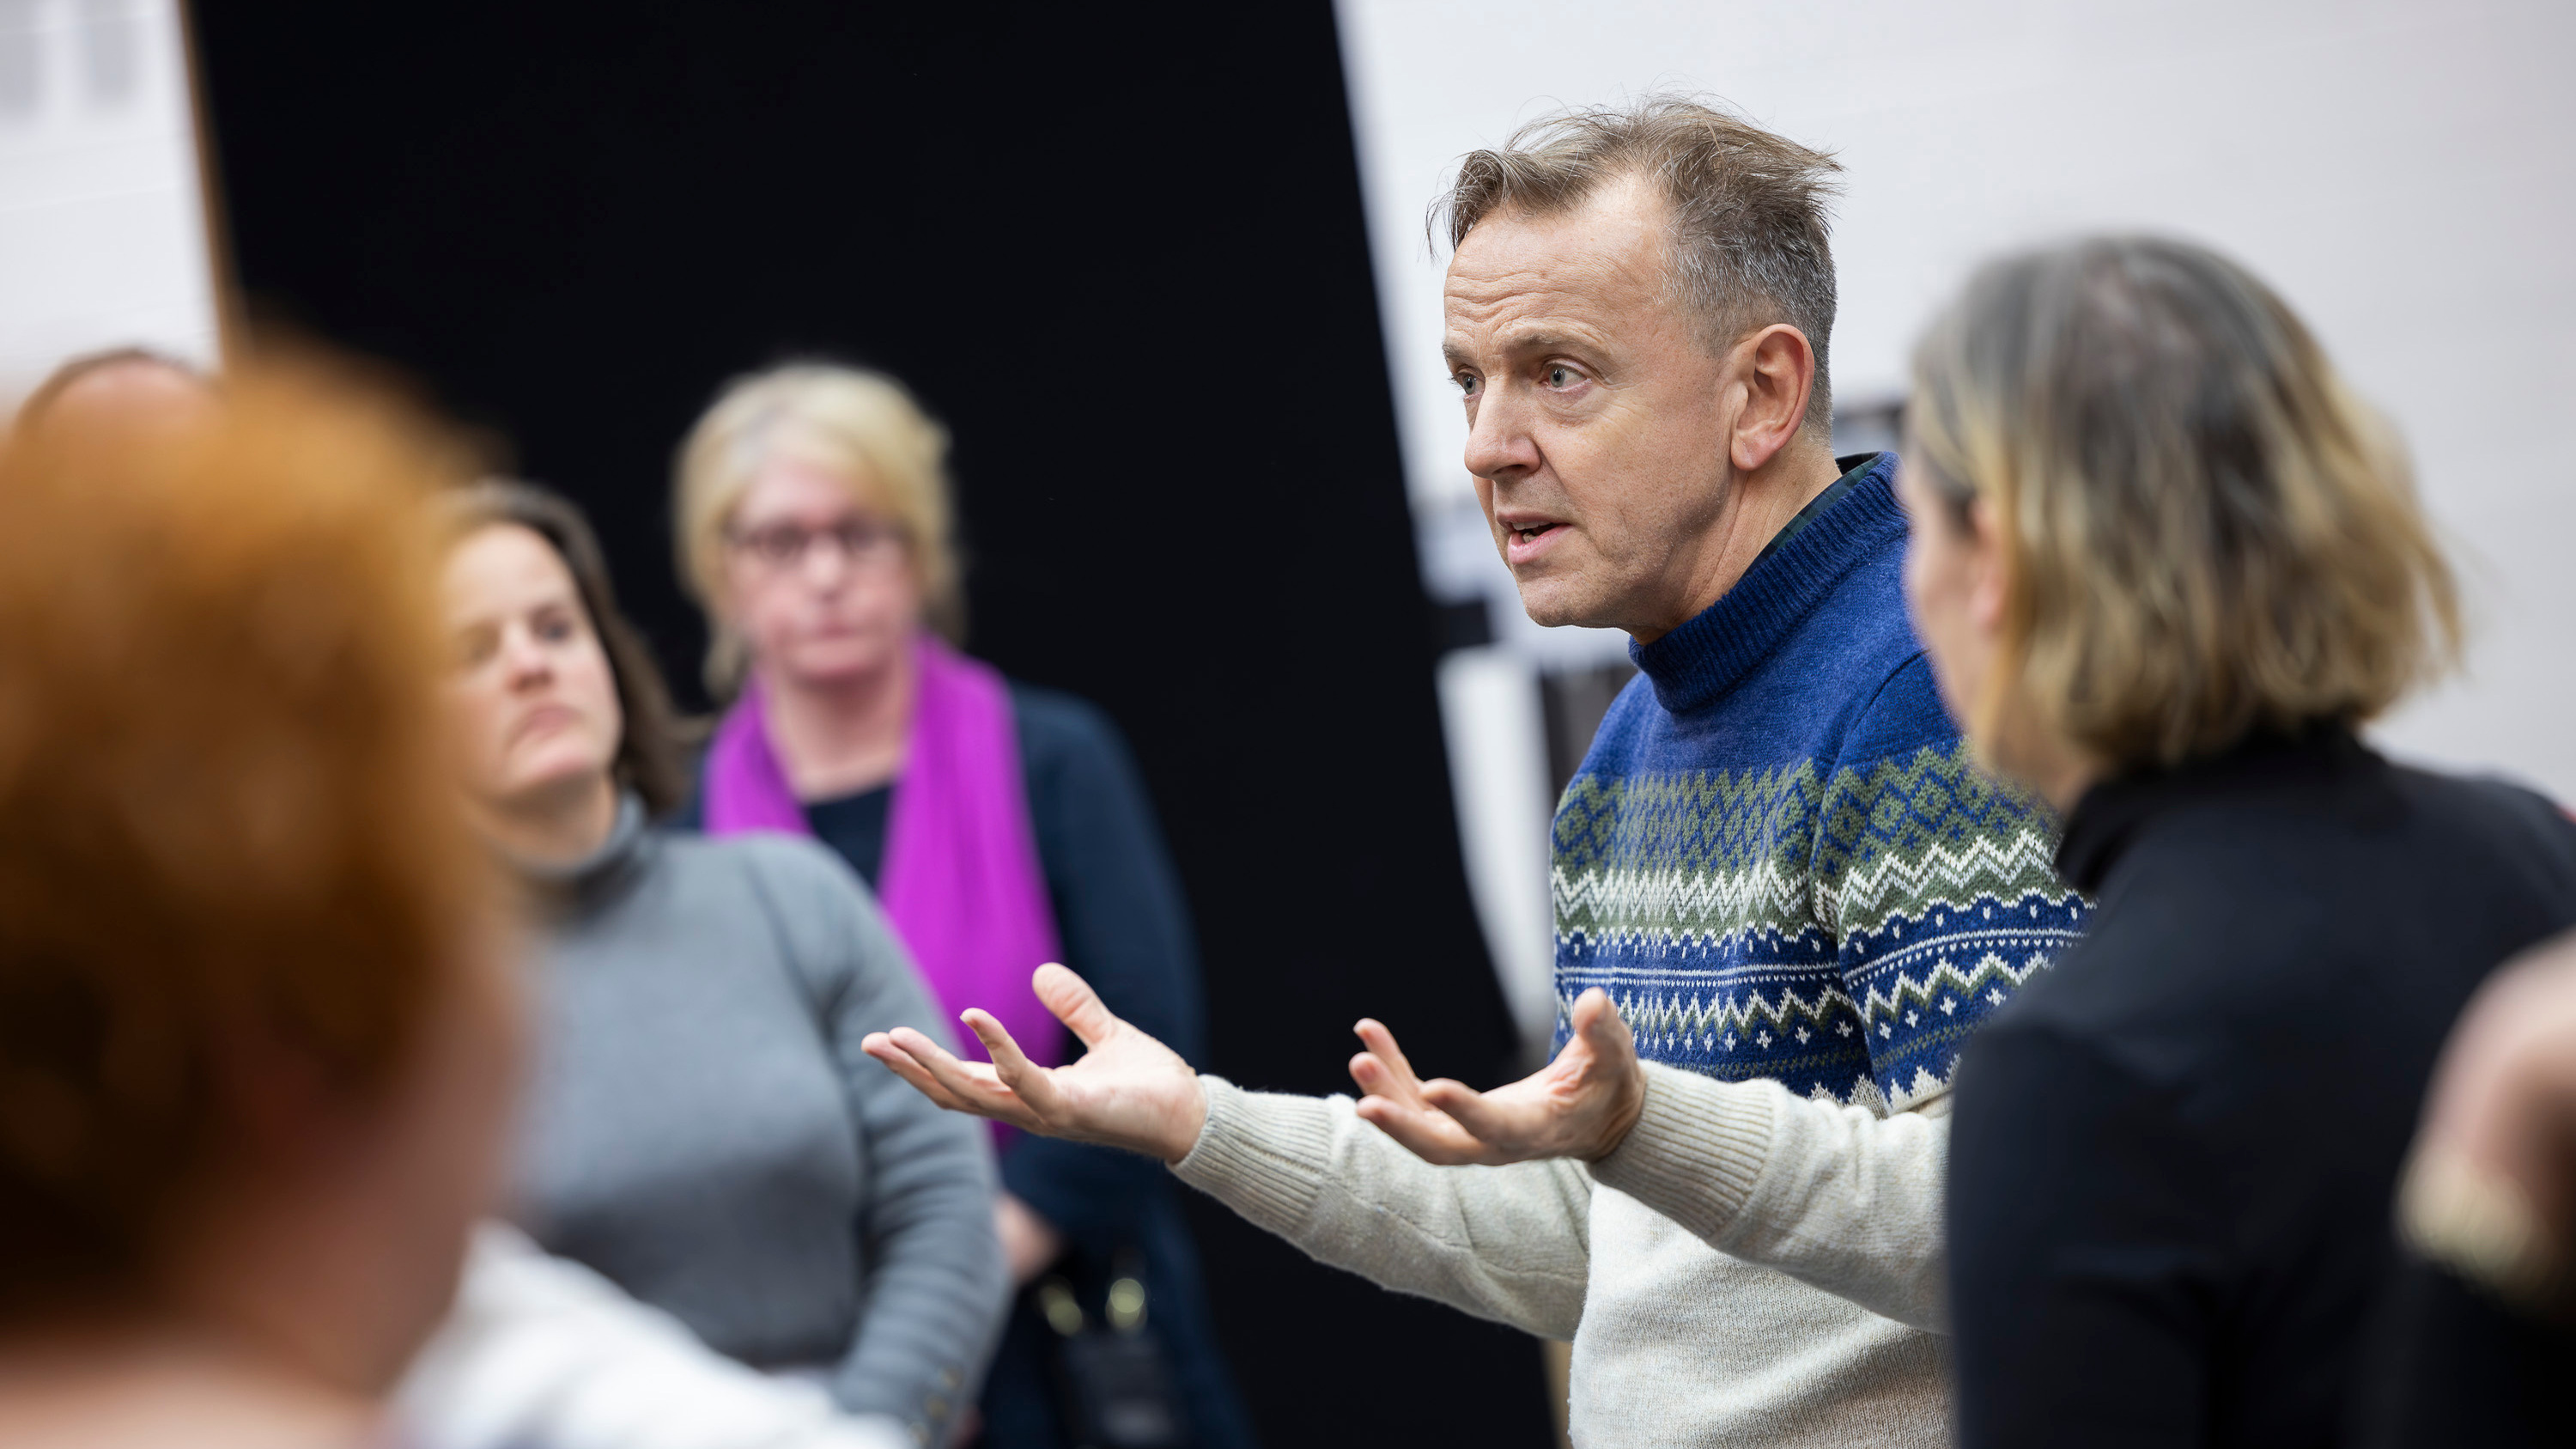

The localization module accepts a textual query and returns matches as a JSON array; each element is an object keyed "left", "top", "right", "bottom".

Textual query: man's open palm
[
  {"left": 861, "top": 963, "right": 1208, "bottom": 1164},
  {"left": 1349, "top": 986, "right": 1645, "bottom": 1166}
]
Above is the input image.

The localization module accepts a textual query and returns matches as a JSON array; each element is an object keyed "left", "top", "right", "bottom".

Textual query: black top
[
  {"left": 801, "top": 783, "right": 896, "bottom": 886},
  {"left": 1947, "top": 729, "right": 2576, "bottom": 1449}
]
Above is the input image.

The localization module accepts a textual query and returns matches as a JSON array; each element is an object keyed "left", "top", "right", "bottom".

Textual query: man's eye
[
  {"left": 1546, "top": 365, "right": 1579, "bottom": 388},
  {"left": 1454, "top": 373, "right": 1479, "bottom": 398}
]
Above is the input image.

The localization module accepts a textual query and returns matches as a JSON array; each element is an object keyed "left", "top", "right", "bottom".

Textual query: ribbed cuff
[
  {"left": 1168, "top": 1075, "right": 1343, "bottom": 1236},
  {"left": 1585, "top": 1062, "right": 1777, "bottom": 1244}
]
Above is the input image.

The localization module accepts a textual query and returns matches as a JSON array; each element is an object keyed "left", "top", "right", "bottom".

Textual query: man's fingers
[
  {"left": 1351, "top": 1050, "right": 1430, "bottom": 1105},
  {"left": 1349, "top": 1052, "right": 1395, "bottom": 1098},
  {"left": 1355, "top": 1093, "right": 1493, "bottom": 1166},
  {"left": 1352, "top": 1020, "right": 1426, "bottom": 1099},
  {"left": 888, "top": 1025, "right": 1045, "bottom": 1132},
  {"left": 1421, "top": 1077, "right": 1520, "bottom": 1146},
  {"left": 1571, "top": 987, "right": 1635, "bottom": 1062},
  {"left": 964, "top": 1007, "right": 1066, "bottom": 1120},
  {"left": 864, "top": 1032, "right": 985, "bottom": 1115},
  {"left": 1032, "top": 963, "right": 1120, "bottom": 1048}
]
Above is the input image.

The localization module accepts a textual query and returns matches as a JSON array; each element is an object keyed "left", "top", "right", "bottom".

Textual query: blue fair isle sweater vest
[{"left": 1552, "top": 455, "right": 2088, "bottom": 1109}]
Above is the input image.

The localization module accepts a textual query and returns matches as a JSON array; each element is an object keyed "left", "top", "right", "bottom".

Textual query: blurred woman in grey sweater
[{"left": 434, "top": 481, "right": 1006, "bottom": 1449}]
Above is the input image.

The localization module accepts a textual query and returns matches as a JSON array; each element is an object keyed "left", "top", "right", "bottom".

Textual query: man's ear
[{"left": 1728, "top": 324, "right": 1818, "bottom": 474}]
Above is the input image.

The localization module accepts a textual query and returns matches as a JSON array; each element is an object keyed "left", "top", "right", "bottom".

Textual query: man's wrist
[
  {"left": 1161, "top": 1074, "right": 1210, "bottom": 1165},
  {"left": 1583, "top": 1069, "right": 1649, "bottom": 1162}
]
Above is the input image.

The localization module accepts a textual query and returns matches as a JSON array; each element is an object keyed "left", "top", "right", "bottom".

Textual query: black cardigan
[{"left": 1947, "top": 730, "right": 2576, "bottom": 1449}]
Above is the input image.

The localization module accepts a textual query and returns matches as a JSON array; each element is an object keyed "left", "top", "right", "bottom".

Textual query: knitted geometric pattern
[
  {"left": 1543, "top": 454, "right": 2090, "bottom": 1111},
  {"left": 1553, "top": 741, "right": 2087, "bottom": 1109}
]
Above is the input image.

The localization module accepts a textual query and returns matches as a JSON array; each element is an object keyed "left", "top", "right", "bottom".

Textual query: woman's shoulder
[
  {"left": 647, "top": 825, "right": 875, "bottom": 913},
  {"left": 1006, "top": 680, "right": 1128, "bottom": 762},
  {"left": 1005, "top": 681, "right": 1156, "bottom": 807},
  {"left": 646, "top": 827, "right": 912, "bottom": 1009},
  {"left": 2386, "top": 764, "right": 2576, "bottom": 880}
]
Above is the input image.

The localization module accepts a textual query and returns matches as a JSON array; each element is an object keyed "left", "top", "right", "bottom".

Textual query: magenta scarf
[{"left": 702, "top": 636, "right": 1066, "bottom": 1080}]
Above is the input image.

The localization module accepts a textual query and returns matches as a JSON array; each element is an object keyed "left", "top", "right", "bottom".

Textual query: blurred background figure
[
  {"left": 436, "top": 479, "right": 1006, "bottom": 1448},
  {"left": 12, "top": 345, "right": 218, "bottom": 434},
  {"left": 2356, "top": 925, "right": 2576, "bottom": 1446},
  {"left": 676, "top": 364, "right": 1255, "bottom": 1449},
  {"left": 9, "top": 347, "right": 945, "bottom": 1449},
  {"left": 1904, "top": 236, "right": 2576, "bottom": 1448},
  {"left": 404, "top": 1221, "right": 972, "bottom": 1449},
  {"left": 0, "top": 362, "right": 516, "bottom": 1447}
]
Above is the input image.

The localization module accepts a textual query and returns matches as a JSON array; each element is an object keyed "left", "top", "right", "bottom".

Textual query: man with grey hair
[{"left": 868, "top": 97, "right": 2087, "bottom": 1446}]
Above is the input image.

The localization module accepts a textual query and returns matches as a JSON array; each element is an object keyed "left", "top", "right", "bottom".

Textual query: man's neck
[{"left": 1631, "top": 435, "right": 1844, "bottom": 644}]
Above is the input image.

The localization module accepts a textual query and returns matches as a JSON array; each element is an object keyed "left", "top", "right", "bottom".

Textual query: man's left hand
[{"left": 1350, "top": 986, "right": 1644, "bottom": 1166}]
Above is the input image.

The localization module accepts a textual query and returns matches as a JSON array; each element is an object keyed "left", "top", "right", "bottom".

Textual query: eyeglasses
[{"left": 726, "top": 517, "right": 908, "bottom": 572}]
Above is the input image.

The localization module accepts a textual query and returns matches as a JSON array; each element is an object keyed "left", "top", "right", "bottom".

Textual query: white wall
[
  {"left": 1339, "top": 0, "right": 2576, "bottom": 1016},
  {"left": 1340, "top": 0, "right": 2576, "bottom": 796},
  {"left": 0, "top": 0, "right": 217, "bottom": 400}
]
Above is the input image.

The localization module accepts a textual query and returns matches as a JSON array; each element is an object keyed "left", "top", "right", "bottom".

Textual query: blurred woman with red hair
[{"left": 0, "top": 363, "right": 519, "bottom": 1448}]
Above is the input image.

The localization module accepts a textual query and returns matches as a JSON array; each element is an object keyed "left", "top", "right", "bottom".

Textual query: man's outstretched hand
[
  {"left": 861, "top": 963, "right": 1207, "bottom": 1164},
  {"left": 1351, "top": 986, "right": 1644, "bottom": 1166}
]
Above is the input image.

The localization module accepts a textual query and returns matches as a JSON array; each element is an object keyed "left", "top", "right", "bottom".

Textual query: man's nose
[{"left": 1461, "top": 388, "right": 1540, "bottom": 483}]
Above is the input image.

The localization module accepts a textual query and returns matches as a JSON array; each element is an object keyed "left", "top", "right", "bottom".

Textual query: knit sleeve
[
  {"left": 1586, "top": 1062, "right": 1950, "bottom": 1329},
  {"left": 1809, "top": 654, "right": 2087, "bottom": 1111},
  {"left": 1170, "top": 1077, "right": 1594, "bottom": 1341}
]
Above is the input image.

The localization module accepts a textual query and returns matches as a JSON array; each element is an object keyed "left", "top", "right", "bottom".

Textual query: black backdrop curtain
[{"left": 191, "top": 3, "right": 1546, "bottom": 1443}]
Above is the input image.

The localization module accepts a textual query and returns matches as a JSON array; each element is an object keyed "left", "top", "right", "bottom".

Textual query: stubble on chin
[{"left": 1510, "top": 570, "right": 1607, "bottom": 631}]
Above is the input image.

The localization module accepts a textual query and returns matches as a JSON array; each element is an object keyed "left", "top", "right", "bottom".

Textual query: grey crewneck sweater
[{"left": 513, "top": 797, "right": 1006, "bottom": 1445}]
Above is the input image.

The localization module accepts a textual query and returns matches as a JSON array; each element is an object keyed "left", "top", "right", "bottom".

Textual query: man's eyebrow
[
  {"left": 1444, "top": 329, "right": 1607, "bottom": 369},
  {"left": 1503, "top": 330, "right": 1601, "bottom": 357}
]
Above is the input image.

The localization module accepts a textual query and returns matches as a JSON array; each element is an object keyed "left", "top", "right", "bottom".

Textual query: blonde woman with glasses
[
  {"left": 1897, "top": 236, "right": 2576, "bottom": 1447},
  {"left": 675, "top": 364, "right": 1251, "bottom": 1449}
]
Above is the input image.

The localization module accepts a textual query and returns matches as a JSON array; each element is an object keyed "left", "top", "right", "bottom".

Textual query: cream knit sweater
[{"left": 1171, "top": 1062, "right": 1949, "bottom": 1447}]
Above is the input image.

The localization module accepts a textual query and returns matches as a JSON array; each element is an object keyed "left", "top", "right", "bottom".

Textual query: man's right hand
[{"left": 861, "top": 963, "right": 1209, "bottom": 1165}]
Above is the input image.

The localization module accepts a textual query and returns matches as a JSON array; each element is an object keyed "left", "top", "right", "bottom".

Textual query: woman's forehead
[
  {"left": 736, "top": 447, "right": 885, "bottom": 519},
  {"left": 445, "top": 522, "right": 576, "bottom": 611}
]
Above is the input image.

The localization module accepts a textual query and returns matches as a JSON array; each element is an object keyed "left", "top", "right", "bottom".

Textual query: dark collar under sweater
[
  {"left": 1630, "top": 452, "right": 1904, "bottom": 716},
  {"left": 2054, "top": 726, "right": 2378, "bottom": 894}
]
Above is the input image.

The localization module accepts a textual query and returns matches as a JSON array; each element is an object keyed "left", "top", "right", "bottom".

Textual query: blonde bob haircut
[
  {"left": 1908, "top": 236, "right": 2460, "bottom": 773},
  {"left": 674, "top": 363, "right": 963, "bottom": 697}
]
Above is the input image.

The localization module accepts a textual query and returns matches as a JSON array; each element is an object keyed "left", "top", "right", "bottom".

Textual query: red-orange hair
[{"left": 0, "top": 361, "right": 488, "bottom": 1316}]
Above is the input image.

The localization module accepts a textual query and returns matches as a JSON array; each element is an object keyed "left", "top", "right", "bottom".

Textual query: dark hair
[
  {"left": 1435, "top": 95, "right": 1844, "bottom": 429},
  {"left": 443, "top": 481, "right": 690, "bottom": 817}
]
